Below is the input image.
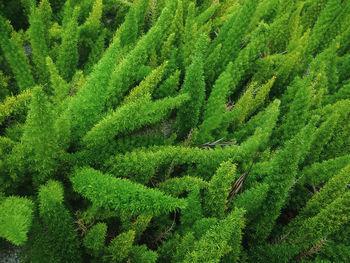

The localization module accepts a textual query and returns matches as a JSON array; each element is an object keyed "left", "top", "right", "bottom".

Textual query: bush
[{"left": 0, "top": 0, "right": 349, "bottom": 262}]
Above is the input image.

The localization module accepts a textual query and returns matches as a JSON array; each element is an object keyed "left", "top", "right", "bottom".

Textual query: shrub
[{"left": 0, "top": 0, "right": 349, "bottom": 261}]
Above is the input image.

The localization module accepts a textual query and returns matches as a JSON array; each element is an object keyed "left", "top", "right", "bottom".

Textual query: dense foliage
[{"left": 0, "top": 0, "right": 350, "bottom": 262}]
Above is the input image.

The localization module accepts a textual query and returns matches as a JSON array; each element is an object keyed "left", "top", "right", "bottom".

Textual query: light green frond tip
[
  {"left": 0, "top": 196, "right": 34, "bottom": 245},
  {"left": 71, "top": 167, "right": 187, "bottom": 216}
]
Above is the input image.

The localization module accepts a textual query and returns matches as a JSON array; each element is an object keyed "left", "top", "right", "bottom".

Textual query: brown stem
[
  {"left": 226, "top": 152, "right": 259, "bottom": 209},
  {"left": 152, "top": 212, "right": 176, "bottom": 246},
  {"left": 292, "top": 238, "right": 327, "bottom": 261}
]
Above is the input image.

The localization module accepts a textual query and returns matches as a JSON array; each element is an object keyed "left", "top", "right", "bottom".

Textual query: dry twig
[
  {"left": 293, "top": 238, "right": 327, "bottom": 261},
  {"left": 226, "top": 152, "right": 259, "bottom": 208},
  {"left": 199, "top": 137, "right": 236, "bottom": 150},
  {"left": 151, "top": 212, "right": 177, "bottom": 246}
]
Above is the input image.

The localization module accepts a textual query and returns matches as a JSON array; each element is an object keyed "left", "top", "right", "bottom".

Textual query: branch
[
  {"left": 292, "top": 238, "right": 327, "bottom": 261},
  {"left": 199, "top": 137, "right": 236, "bottom": 150},
  {"left": 151, "top": 212, "right": 176, "bottom": 246},
  {"left": 226, "top": 152, "right": 259, "bottom": 208}
]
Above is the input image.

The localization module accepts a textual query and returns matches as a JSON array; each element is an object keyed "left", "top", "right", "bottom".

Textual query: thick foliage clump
[{"left": 0, "top": 0, "right": 350, "bottom": 262}]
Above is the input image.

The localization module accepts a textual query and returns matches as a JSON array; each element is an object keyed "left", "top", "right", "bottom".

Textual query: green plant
[{"left": 0, "top": 0, "right": 349, "bottom": 262}]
